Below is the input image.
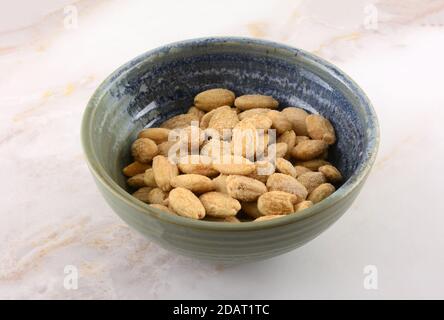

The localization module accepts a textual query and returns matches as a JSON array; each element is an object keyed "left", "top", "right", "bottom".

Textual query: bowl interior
[{"left": 86, "top": 39, "right": 371, "bottom": 197}]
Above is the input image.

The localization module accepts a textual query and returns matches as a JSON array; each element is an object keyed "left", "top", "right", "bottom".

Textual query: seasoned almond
[
  {"left": 281, "top": 107, "right": 309, "bottom": 135},
  {"left": 257, "top": 191, "right": 298, "bottom": 215},
  {"left": 238, "top": 108, "right": 271, "bottom": 120},
  {"left": 160, "top": 113, "right": 199, "bottom": 129},
  {"left": 168, "top": 187, "right": 206, "bottom": 219},
  {"left": 275, "top": 158, "right": 297, "bottom": 178},
  {"left": 213, "top": 174, "right": 229, "bottom": 194},
  {"left": 132, "top": 187, "right": 153, "bottom": 203},
  {"left": 127, "top": 173, "right": 146, "bottom": 188},
  {"left": 266, "top": 110, "right": 292, "bottom": 135},
  {"left": 123, "top": 161, "right": 151, "bottom": 177},
  {"left": 294, "top": 200, "right": 313, "bottom": 212},
  {"left": 147, "top": 187, "right": 169, "bottom": 205},
  {"left": 170, "top": 174, "right": 215, "bottom": 194},
  {"left": 131, "top": 138, "right": 158, "bottom": 163},
  {"left": 305, "top": 114, "right": 336, "bottom": 144},
  {"left": 241, "top": 201, "right": 264, "bottom": 219},
  {"left": 254, "top": 215, "right": 285, "bottom": 222},
  {"left": 194, "top": 88, "right": 235, "bottom": 112},
  {"left": 266, "top": 173, "right": 308, "bottom": 200},
  {"left": 138, "top": 128, "right": 170, "bottom": 144},
  {"left": 234, "top": 94, "right": 278, "bottom": 110},
  {"left": 212, "top": 155, "right": 256, "bottom": 175},
  {"left": 276, "top": 130, "right": 296, "bottom": 157},
  {"left": 187, "top": 106, "right": 205, "bottom": 121},
  {"left": 308, "top": 183, "right": 335, "bottom": 203},
  {"left": 149, "top": 203, "right": 174, "bottom": 214},
  {"left": 226, "top": 175, "right": 267, "bottom": 201},
  {"left": 297, "top": 172, "right": 327, "bottom": 193},
  {"left": 247, "top": 160, "right": 275, "bottom": 183},
  {"left": 199, "top": 192, "right": 241, "bottom": 218},
  {"left": 294, "top": 165, "right": 312, "bottom": 177},
  {"left": 295, "top": 159, "right": 331, "bottom": 171},
  {"left": 235, "top": 114, "right": 272, "bottom": 130},
  {"left": 143, "top": 168, "right": 158, "bottom": 187},
  {"left": 152, "top": 155, "right": 179, "bottom": 192},
  {"left": 318, "top": 165, "right": 343, "bottom": 183},
  {"left": 291, "top": 140, "right": 328, "bottom": 161},
  {"left": 208, "top": 106, "right": 239, "bottom": 136},
  {"left": 178, "top": 155, "right": 219, "bottom": 177}
]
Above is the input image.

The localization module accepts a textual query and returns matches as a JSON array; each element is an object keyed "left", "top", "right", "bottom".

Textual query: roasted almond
[
  {"left": 170, "top": 174, "right": 215, "bottom": 193},
  {"left": 226, "top": 175, "right": 267, "bottom": 201},
  {"left": 305, "top": 114, "right": 336, "bottom": 144},
  {"left": 257, "top": 191, "right": 298, "bottom": 215},
  {"left": 234, "top": 94, "right": 278, "bottom": 110},
  {"left": 123, "top": 161, "right": 151, "bottom": 177},
  {"left": 308, "top": 183, "right": 335, "bottom": 203},
  {"left": 194, "top": 88, "right": 235, "bottom": 112},
  {"left": 291, "top": 140, "right": 328, "bottom": 161},
  {"left": 152, "top": 155, "right": 179, "bottom": 192},
  {"left": 266, "top": 173, "right": 308, "bottom": 200},
  {"left": 168, "top": 187, "right": 206, "bottom": 219},
  {"left": 199, "top": 192, "right": 241, "bottom": 218},
  {"left": 131, "top": 138, "right": 159, "bottom": 163}
]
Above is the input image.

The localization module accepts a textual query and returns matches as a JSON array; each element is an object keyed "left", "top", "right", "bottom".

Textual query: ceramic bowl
[{"left": 81, "top": 37, "right": 379, "bottom": 263}]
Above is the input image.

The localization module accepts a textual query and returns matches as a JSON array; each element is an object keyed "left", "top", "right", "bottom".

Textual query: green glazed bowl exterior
[{"left": 81, "top": 37, "right": 379, "bottom": 263}]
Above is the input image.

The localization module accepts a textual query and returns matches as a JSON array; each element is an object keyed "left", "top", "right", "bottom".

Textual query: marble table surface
[{"left": 1, "top": 0, "right": 444, "bottom": 299}]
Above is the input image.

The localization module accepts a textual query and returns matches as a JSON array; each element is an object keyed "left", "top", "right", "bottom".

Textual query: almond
[
  {"left": 266, "top": 110, "right": 292, "bottom": 135},
  {"left": 143, "top": 168, "right": 158, "bottom": 187},
  {"left": 160, "top": 113, "right": 199, "bottom": 129},
  {"left": 170, "top": 174, "right": 215, "bottom": 193},
  {"left": 213, "top": 174, "right": 229, "bottom": 194},
  {"left": 226, "top": 175, "right": 267, "bottom": 201},
  {"left": 123, "top": 161, "right": 151, "bottom": 177},
  {"left": 257, "top": 191, "right": 298, "bottom": 215},
  {"left": 297, "top": 172, "right": 327, "bottom": 193},
  {"left": 152, "top": 155, "right": 179, "bottom": 192},
  {"left": 127, "top": 173, "right": 146, "bottom": 188},
  {"left": 276, "top": 130, "right": 296, "bottom": 157},
  {"left": 281, "top": 107, "right": 309, "bottom": 135},
  {"left": 266, "top": 173, "right": 308, "bottom": 200},
  {"left": 234, "top": 94, "right": 278, "bottom": 110},
  {"left": 132, "top": 187, "right": 153, "bottom": 203},
  {"left": 254, "top": 215, "right": 284, "bottom": 222},
  {"left": 275, "top": 157, "right": 297, "bottom": 178},
  {"left": 168, "top": 187, "right": 206, "bottom": 219},
  {"left": 208, "top": 106, "right": 239, "bottom": 137},
  {"left": 212, "top": 155, "right": 256, "bottom": 175},
  {"left": 199, "top": 192, "right": 241, "bottom": 217},
  {"left": 194, "top": 88, "right": 235, "bottom": 112},
  {"left": 138, "top": 128, "right": 170, "bottom": 144},
  {"left": 147, "top": 187, "right": 169, "bottom": 205},
  {"left": 238, "top": 108, "right": 271, "bottom": 120},
  {"left": 241, "top": 201, "right": 264, "bottom": 219},
  {"left": 187, "top": 106, "right": 205, "bottom": 121},
  {"left": 294, "top": 200, "right": 313, "bottom": 212},
  {"left": 149, "top": 203, "right": 174, "bottom": 214},
  {"left": 295, "top": 159, "right": 331, "bottom": 171},
  {"left": 305, "top": 114, "right": 336, "bottom": 144},
  {"left": 178, "top": 155, "right": 219, "bottom": 177},
  {"left": 294, "top": 165, "right": 312, "bottom": 177},
  {"left": 307, "top": 183, "right": 335, "bottom": 203},
  {"left": 235, "top": 114, "right": 272, "bottom": 131},
  {"left": 291, "top": 140, "right": 328, "bottom": 161},
  {"left": 131, "top": 138, "right": 159, "bottom": 163},
  {"left": 318, "top": 165, "right": 343, "bottom": 183}
]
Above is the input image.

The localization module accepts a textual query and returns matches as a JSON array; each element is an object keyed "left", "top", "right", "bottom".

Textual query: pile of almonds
[{"left": 122, "top": 88, "right": 343, "bottom": 223}]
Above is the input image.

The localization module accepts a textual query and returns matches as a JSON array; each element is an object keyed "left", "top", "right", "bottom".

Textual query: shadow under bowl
[{"left": 81, "top": 37, "right": 379, "bottom": 263}]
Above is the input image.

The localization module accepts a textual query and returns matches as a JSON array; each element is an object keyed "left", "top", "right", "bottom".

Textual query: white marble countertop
[{"left": 1, "top": 0, "right": 444, "bottom": 299}]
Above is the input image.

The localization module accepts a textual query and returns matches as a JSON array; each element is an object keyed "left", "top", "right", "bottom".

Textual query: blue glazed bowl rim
[{"left": 81, "top": 36, "right": 380, "bottom": 231}]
